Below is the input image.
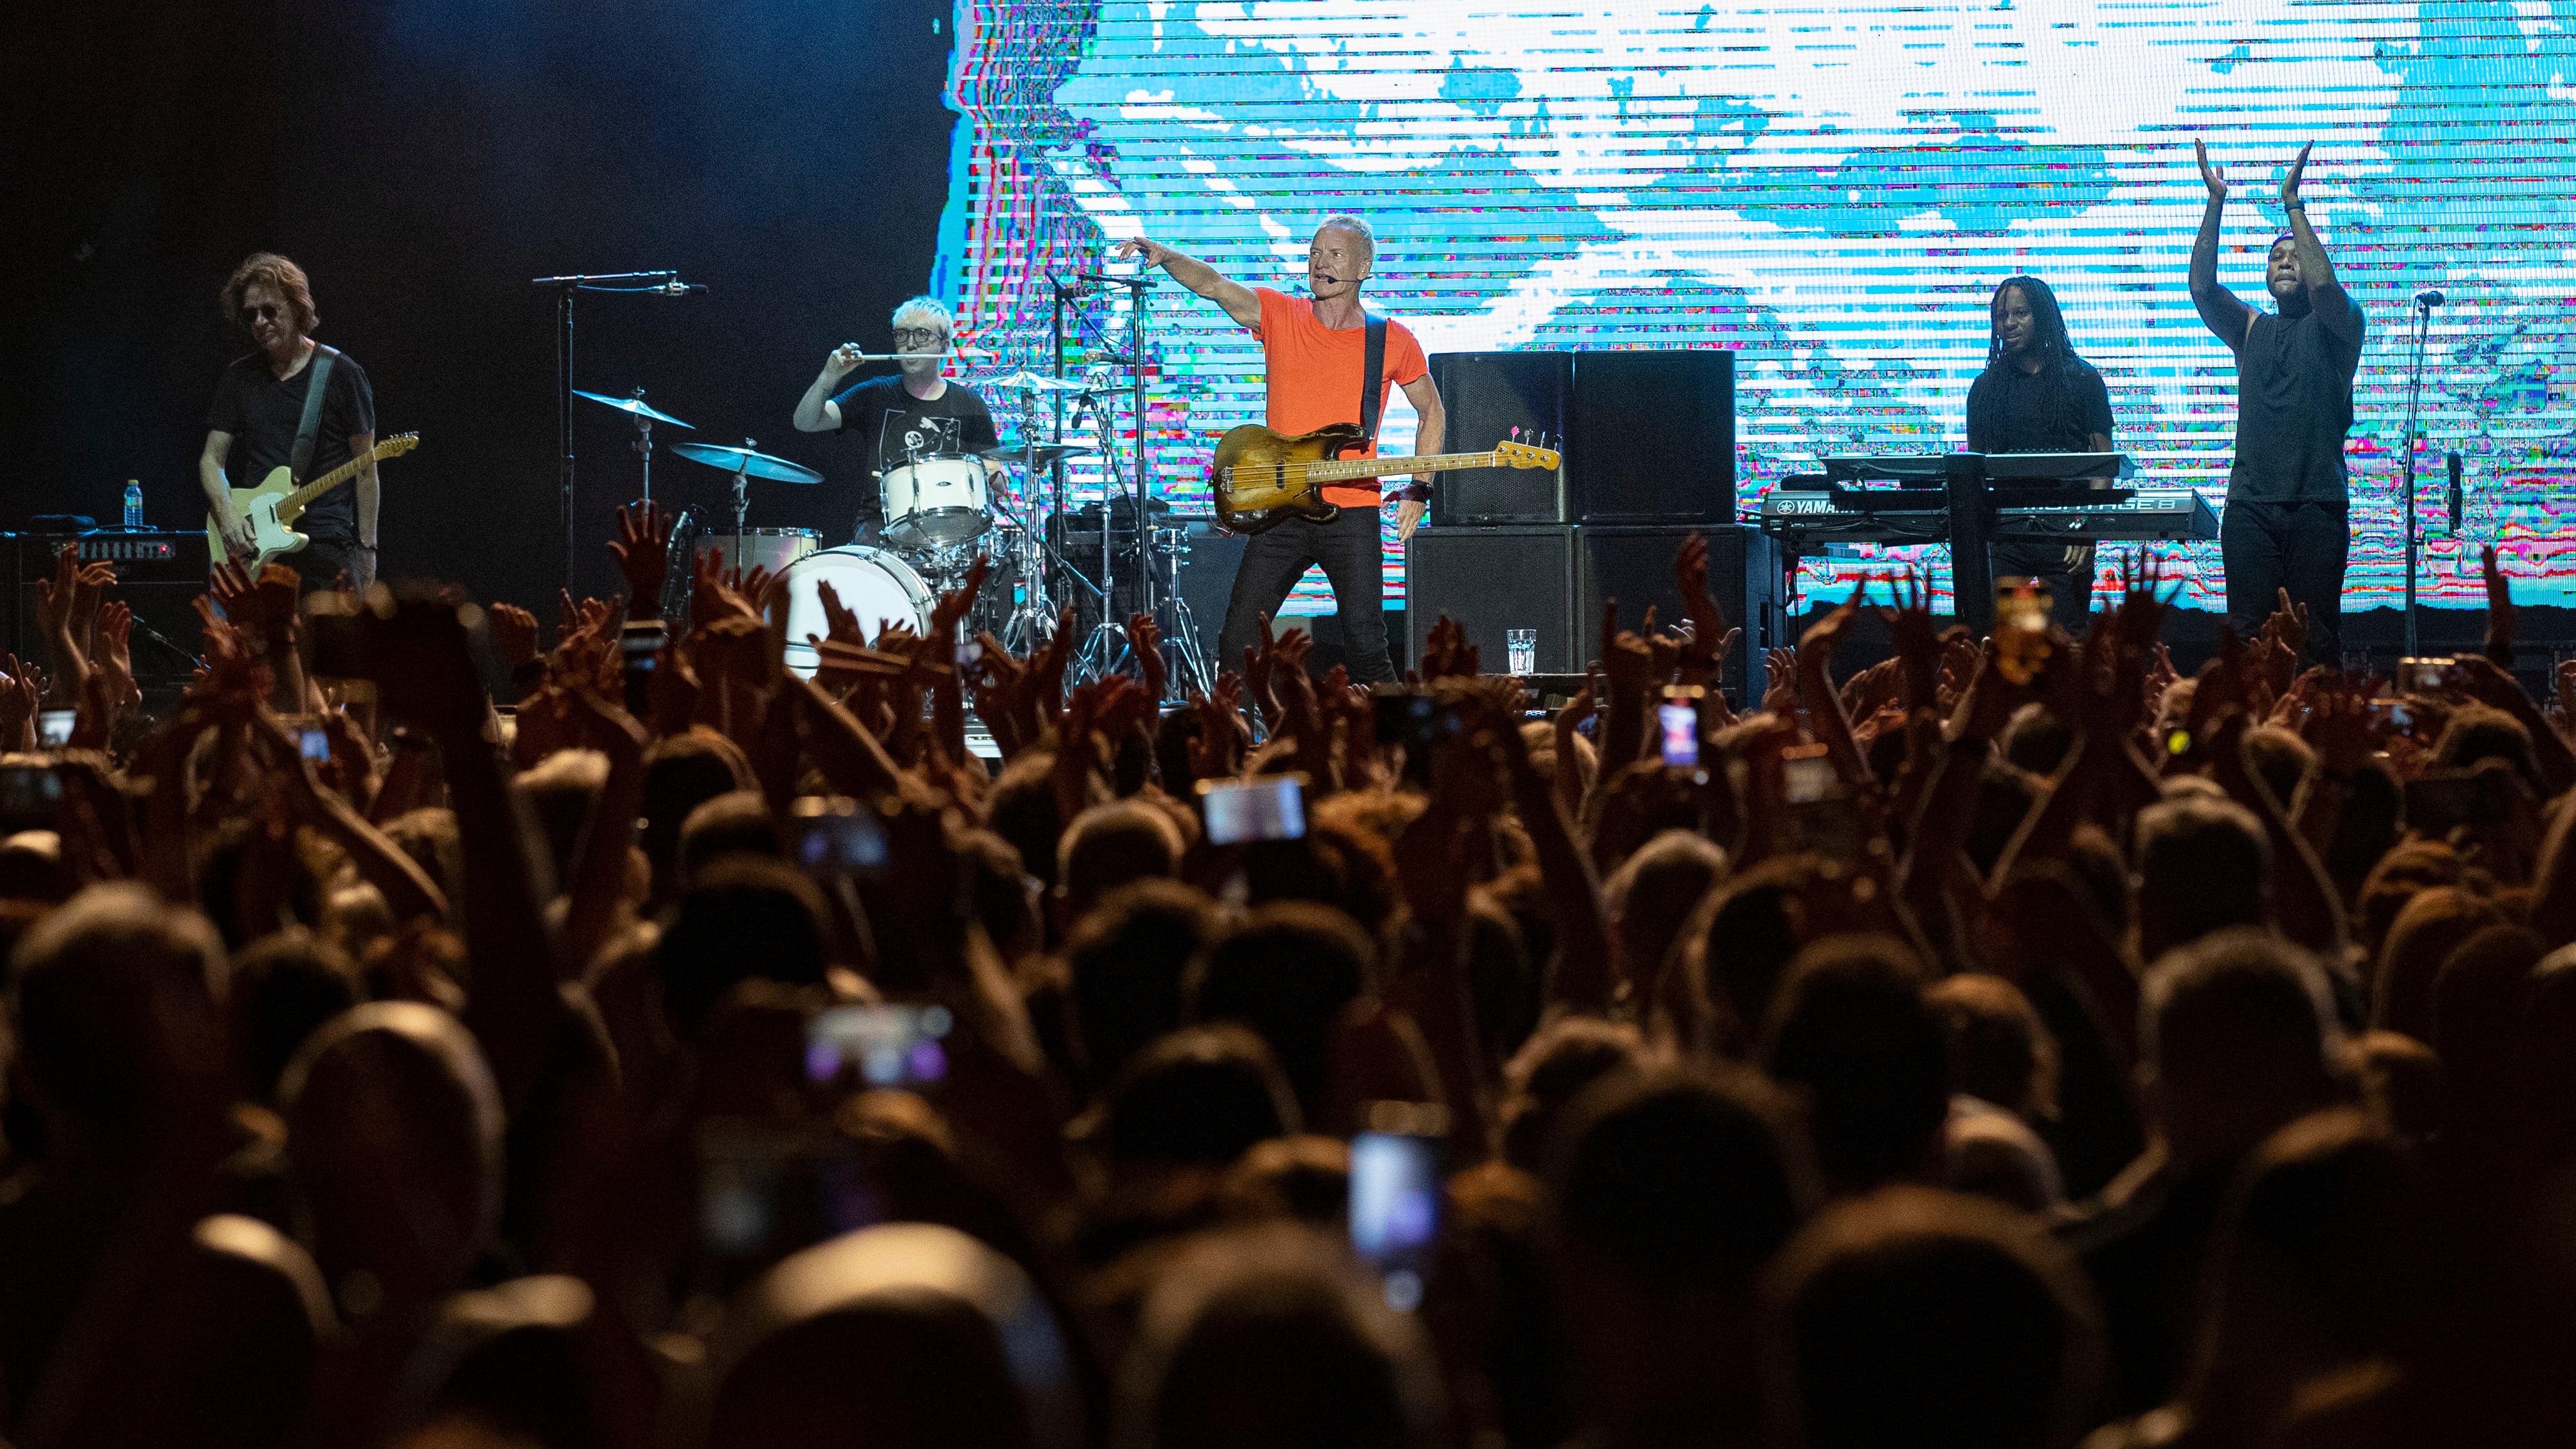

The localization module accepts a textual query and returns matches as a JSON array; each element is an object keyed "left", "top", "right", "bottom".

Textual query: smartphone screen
[
  {"left": 1351, "top": 1120, "right": 1443, "bottom": 1310},
  {"left": 2398, "top": 656, "right": 2452, "bottom": 695},
  {"left": 0, "top": 764, "right": 63, "bottom": 829},
  {"left": 804, "top": 1003, "right": 954, "bottom": 1089},
  {"left": 1782, "top": 748, "right": 1837, "bottom": 805},
  {"left": 299, "top": 729, "right": 331, "bottom": 763},
  {"left": 789, "top": 796, "right": 890, "bottom": 878},
  {"left": 1200, "top": 773, "right": 1308, "bottom": 845},
  {"left": 695, "top": 1118, "right": 882, "bottom": 1276},
  {"left": 36, "top": 710, "right": 74, "bottom": 748}
]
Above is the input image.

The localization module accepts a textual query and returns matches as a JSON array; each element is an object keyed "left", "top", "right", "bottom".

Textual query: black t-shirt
[
  {"left": 1966, "top": 357, "right": 2114, "bottom": 456},
  {"left": 829, "top": 375, "right": 1000, "bottom": 488},
  {"left": 2231, "top": 292, "right": 2366, "bottom": 504},
  {"left": 205, "top": 348, "right": 376, "bottom": 543}
]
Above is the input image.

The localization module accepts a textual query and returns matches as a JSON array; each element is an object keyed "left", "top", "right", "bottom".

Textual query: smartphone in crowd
[
  {"left": 789, "top": 795, "right": 891, "bottom": 879},
  {"left": 804, "top": 1002, "right": 954, "bottom": 1090},
  {"left": 1199, "top": 772, "right": 1308, "bottom": 845},
  {"left": 1350, "top": 1100, "right": 1448, "bottom": 1310},
  {"left": 1781, "top": 743, "right": 1865, "bottom": 858},
  {"left": 2406, "top": 768, "right": 2511, "bottom": 833},
  {"left": 0, "top": 762, "right": 62, "bottom": 833},
  {"left": 1659, "top": 685, "right": 1704, "bottom": 767},
  {"left": 299, "top": 728, "right": 332, "bottom": 763},
  {"left": 1994, "top": 578, "right": 2054, "bottom": 685},
  {"left": 35, "top": 709, "right": 75, "bottom": 748},
  {"left": 2398, "top": 656, "right": 2453, "bottom": 695},
  {"left": 694, "top": 1117, "right": 882, "bottom": 1279}
]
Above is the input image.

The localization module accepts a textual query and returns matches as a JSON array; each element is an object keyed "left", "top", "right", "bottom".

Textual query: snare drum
[
  {"left": 880, "top": 455, "right": 991, "bottom": 550},
  {"left": 777, "top": 546, "right": 935, "bottom": 678},
  {"left": 699, "top": 528, "right": 818, "bottom": 577}
]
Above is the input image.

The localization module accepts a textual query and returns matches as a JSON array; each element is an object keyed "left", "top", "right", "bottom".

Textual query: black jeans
[
  {"left": 2221, "top": 499, "right": 2348, "bottom": 666},
  {"left": 1992, "top": 541, "right": 2097, "bottom": 633},
  {"left": 1218, "top": 506, "right": 1395, "bottom": 683},
  {"left": 291, "top": 536, "right": 361, "bottom": 594}
]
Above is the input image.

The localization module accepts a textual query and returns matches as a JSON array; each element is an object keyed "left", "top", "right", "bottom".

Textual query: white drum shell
[
  {"left": 700, "top": 529, "right": 818, "bottom": 577},
  {"left": 777, "top": 546, "right": 936, "bottom": 678},
  {"left": 881, "top": 456, "right": 991, "bottom": 549}
]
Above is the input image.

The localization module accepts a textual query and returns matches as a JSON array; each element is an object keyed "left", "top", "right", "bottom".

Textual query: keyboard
[
  {"left": 1822, "top": 451, "right": 2136, "bottom": 483},
  {"left": 1758, "top": 487, "right": 2219, "bottom": 545}
]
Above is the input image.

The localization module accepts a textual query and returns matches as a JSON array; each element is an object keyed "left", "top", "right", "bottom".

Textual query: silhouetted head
[
  {"left": 708, "top": 1223, "right": 1080, "bottom": 1449},
  {"left": 2134, "top": 795, "right": 2272, "bottom": 960},
  {"left": 2140, "top": 928, "right": 2343, "bottom": 1170},
  {"left": 640, "top": 730, "right": 759, "bottom": 903},
  {"left": 1762, "top": 1186, "right": 2105, "bottom": 1449},
  {"left": 228, "top": 926, "right": 366, "bottom": 1106},
  {"left": 1495, "top": 1014, "right": 1649, "bottom": 1172},
  {"left": 1064, "top": 880, "right": 1217, "bottom": 1090},
  {"left": 1099, "top": 1024, "right": 1302, "bottom": 1168},
  {"left": 1603, "top": 829, "right": 1728, "bottom": 989},
  {"left": 655, "top": 856, "right": 834, "bottom": 1037},
  {"left": 1119, "top": 1222, "right": 1440, "bottom": 1449},
  {"left": 1924, "top": 973, "right": 2059, "bottom": 1124},
  {"left": 2371, "top": 885, "right": 2502, "bottom": 1042},
  {"left": 1059, "top": 800, "right": 1186, "bottom": 922},
  {"left": 8, "top": 881, "right": 229, "bottom": 1147},
  {"left": 1761, "top": 934, "right": 1948, "bottom": 1193},
  {"left": 1188, "top": 902, "right": 1374, "bottom": 1124}
]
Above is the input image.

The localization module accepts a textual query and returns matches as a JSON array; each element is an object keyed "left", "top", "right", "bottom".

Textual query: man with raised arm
[
  {"left": 1113, "top": 217, "right": 1446, "bottom": 684},
  {"left": 2189, "top": 140, "right": 2368, "bottom": 666}
]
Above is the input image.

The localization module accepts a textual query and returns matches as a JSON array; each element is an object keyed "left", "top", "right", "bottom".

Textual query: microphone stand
[
  {"left": 2399, "top": 295, "right": 2435, "bottom": 658},
  {"left": 531, "top": 268, "right": 682, "bottom": 597}
]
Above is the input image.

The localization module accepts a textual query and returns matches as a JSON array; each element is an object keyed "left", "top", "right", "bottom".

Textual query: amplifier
[
  {"left": 1428, "top": 352, "right": 1572, "bottom": 525},
  {"left": 1404, "top": 525, "right": 1578, "bottom": 675},
  {"left": 6, "top": 531, "right": 212, "bottom": 682},
  {"left": 1569, "top": 351, "right": 1736, "bottom": 525},
  {"left": 1575, "top": 524, "right": 1783, "bottom": 709}
]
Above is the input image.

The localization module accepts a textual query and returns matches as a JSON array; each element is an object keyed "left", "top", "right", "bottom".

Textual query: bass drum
[
  {"left": 699, "top": 527, "right": 818, "bottom": 577},
  {"left": 777, "top": 546, "right": 935, "bottom": 678}
]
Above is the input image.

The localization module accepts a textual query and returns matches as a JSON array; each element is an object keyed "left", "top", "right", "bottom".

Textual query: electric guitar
[
  {"left": 1207, "top": 422, "right": 1561, "bottom": 535},
  {"left": 206, "top": 432, "right": 420, "bottom": 570}
]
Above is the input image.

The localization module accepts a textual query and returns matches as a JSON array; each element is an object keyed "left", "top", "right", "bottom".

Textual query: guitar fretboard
[
  {"left": 1226, "top": 450, "right": 1505, "bottom": 484},
  {"left": 279, "top": 435, "right": 415, "bottom": 520}
]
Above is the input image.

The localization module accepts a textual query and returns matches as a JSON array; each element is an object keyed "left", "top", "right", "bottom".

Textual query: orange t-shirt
[{"left": 1252, "top": 286, "right": 1430, "bottom": 508}]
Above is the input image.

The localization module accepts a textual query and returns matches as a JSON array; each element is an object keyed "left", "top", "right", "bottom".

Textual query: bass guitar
[
  {"left": 206, "top": 432, "right": 420, "bottom": 570},
  {"left": 1207, "top": 422, "right": 1560, "bottom": 535}
]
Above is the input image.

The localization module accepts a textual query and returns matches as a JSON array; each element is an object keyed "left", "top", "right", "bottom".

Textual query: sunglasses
[{"left": 245, "top": 303, "right": 288, "bottom": 322}]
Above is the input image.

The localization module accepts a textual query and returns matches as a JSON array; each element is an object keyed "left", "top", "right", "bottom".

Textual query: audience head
[
  {"left": 2431, "top": 703, "right": 2540, "bottom": 790},
  {"left": 2139, "top": 927, "right": 2343, "bottom": 1170},
  {"left": 1064, "top": 880, "right": 1216, "bottom": 1090},
  {"left": 8, "top": 881, "right": 230, "bottom": 1145},
  {"left": 1058, "top": 799, "right": 1186, "bottom": 921},
  {"left": 655, "top": 856, "right": 834, "bottom": 1037},
  {"left": 709, "top": 1223, "right": 1081, "bottom": 1449},
  {"left": 1099, "top": 1024, "right": 1301, "bottom": 1169},
  {"left": 279, "top": 1000, "right": 505, "bottom": 1321},
  {"left": 2134, "top": 794, "right": 2272, "bottom": 960},
  {"left": 1760, "top": 934, "right": 1948, "bottom": 1193},
  {"left": 2242, "top": 725, "right": 2316, "bottom": 812},
  {"left": 676, "top": 790, "right": 785, "bottom": 887},
  {"left": 1496, "top": 1014, "right": 1648, "bottom": 1171},
  {"left": 1188, "top": 901, "right": 1374, "bottom": 1126},
  {"left": 1119, "top": 1223, "right": 1441, "bottom": 1449},
  {"left": 2370, "top": 885, "right": 2501, "bottom": 1042},
  {"left": 227, "top": 926, "right": 365, "bottom": 1105},
  {"left": 1923, "top": 973, "right": 2058, "bottom": 1124},
  {"left": 511, "top": 747, "right": 609, "bottom": 888},
  {"left": 639, "top": 730, "right": 759, "bottom": 901},
  {"left": 1603, "top": 829, "right": 1728, "bottom": 986},
  {"left": 1762, "top": 1186, "right": 2105, "bottom": 1449}
]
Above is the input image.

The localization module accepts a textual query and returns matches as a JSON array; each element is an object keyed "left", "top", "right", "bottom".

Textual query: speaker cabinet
[
  {"left": 1576, "top": 525, "right": 1783, "bottom": 707},
  {"left": 1168, "top": 522, "right": 1248, "bottom": 667},
  {"left": 1404, "top": 525, "right": 1576, "bottom": 674},
  {"left": 1427, "top": 352, "right": 1571, "bottom": 525},
  {"left": 8, "top": 532, "right": 212, "bottom": 683},
  {"left": 1569, "top": 351, "right": 1735, "bottom": 523}
]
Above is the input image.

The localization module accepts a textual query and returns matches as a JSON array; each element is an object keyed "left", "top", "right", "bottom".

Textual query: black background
[{"left": 6, "top": 0, "right": 958, "bottom": 610}]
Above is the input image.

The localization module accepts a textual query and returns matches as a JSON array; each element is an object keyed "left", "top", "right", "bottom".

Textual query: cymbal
[
  {"left": 965, "top": 368, "right": 1090, "bottom": 395},
  {"left": 573, "top": 389, "right": 694, "bottom": 428},
  {"left": 980, "top": 441, "right": 1098, "bottom": 469},
  {"left": 668, "top": 442, "right": 824, "bottom": 484}
]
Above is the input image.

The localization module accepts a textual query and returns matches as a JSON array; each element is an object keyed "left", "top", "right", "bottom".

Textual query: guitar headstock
[
  {"left": 1493, "top": 438, "right": 1560, "bottom": 470},
  {"left": 380, "top": 431, "right": 422, "bottom": 460}
]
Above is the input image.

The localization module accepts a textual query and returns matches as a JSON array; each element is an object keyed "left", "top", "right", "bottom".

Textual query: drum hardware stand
[
  {"left": 658, "top": 506, "right": 698, "bottom": 629},
  {"left": 531, "top": 267, "right": 694, "bottom": 596},
  {"left": 630, "top": 387, "right": 658, "bottom": 503},
  {"left": 1156, "top": 526, "right": 1219, "bottom": 700},
  {"left": 727, "top": 441, "right": 754, "bottom": 574}
]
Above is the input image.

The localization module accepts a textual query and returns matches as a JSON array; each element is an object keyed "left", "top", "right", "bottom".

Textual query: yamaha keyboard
[{"left": 1759, "top": 486, "right": 2219, "bottom": 545}]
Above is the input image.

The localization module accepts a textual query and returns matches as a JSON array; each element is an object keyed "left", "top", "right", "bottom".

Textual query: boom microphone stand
[
  {"left": 530, "top": 268, "right": 699, "bottom": 596},
  {"left": 2398, "top": 288, "right": 2441, "bottom": 658}
]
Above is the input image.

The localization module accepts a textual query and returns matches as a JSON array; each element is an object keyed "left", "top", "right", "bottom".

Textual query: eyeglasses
[
  {"left": 246, "top": 304, "right": 285, "bottom": 322},
  {"left": 893, "top": 327, "right": 948, "bottom": 347}
]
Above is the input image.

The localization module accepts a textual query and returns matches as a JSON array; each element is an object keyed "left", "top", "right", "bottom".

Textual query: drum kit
[{"left": 574, "top": 364, "right": 1218, "bottom": 700}]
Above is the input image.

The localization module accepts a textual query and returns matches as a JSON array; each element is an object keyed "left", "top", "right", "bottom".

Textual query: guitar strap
[
  {"left": 1357, "top": 312, "right": 1388, "bottom": 449},
  {"left": 289, "top": 345, "right": 340, "bottom": 483}
]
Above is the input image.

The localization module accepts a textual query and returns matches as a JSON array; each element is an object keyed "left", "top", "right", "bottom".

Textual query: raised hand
[
  {"left": 1877, "top": 567, "right": 1940, "bottom": 708},
  {"left": 0, "top": 656, "right": 37, "bottom": 748},
  {"left": 608, "top": 501, "right": 674, "bottom": 619},
  {"left": 1110, "top": 238, "right": 1175, "bottom": 268},
  {"left": 1673, "top": 532, "right": 1732, "bottom": 667},
  {"left": 1598, "top": 601, "right": 1654, "bottom": 697},
  {"left": 2195, "top": 136, "right": 2228, "bottom": 201},
  {"left": 1125, "top": 611, "right": 1166, "bottom": 704},
  {"left": 486, "top": 602, "right": 542, "bottom": 671},
  {"left": 1761, "top": 646, "right": 1797, "bottom": 715},
  {"left": 2264, "top": 585, "right": 2310, "bottom": 663},
  {"left": 933, "top": 557, "right": 993, "bottom": 637},
  {"left": 1188, "top": 674, "right": 1246, "bottom": 781},
  {"left": 95, "top": 600, "right": 139, "bottom": 718},
  {"left": 2482, "top": 543, "right": 2517, "bottom": 665},
  {"left": 2279, "top": 141, "right": 2312, "bottom": 207},
  {"left": 1243, "top": 611, "right": 1281, "bottom": 726}
]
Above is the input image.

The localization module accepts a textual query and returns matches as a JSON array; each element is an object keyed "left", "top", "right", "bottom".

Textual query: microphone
[
  {"left": 2447, "top": 451, "right": 2464, "bottom": 534},
  {"left": 1081, "top": 348, "right": 1135, "bottom": 366},
  {"left": 2415, "top": 288, "right": 2444, "bottom": 309},
  {"left": 1076, "top": 271, "right": 1151, "bottom": 288},
  {"left": 656, "top": 279, "right": 706, "bottom": 296}
]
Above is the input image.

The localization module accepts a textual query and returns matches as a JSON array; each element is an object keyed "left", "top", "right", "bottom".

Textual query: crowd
[{"left": 2, "top": 506, "right": 2574, "bottom": 1449}]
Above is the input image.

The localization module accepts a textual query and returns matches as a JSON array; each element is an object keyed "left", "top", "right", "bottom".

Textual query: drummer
[{"left": 792, "top": 295, "right": 999, "bottom": 540}]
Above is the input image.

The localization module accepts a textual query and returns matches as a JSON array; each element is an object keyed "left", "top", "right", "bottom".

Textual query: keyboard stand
[{"left": 1946, "top": 454, "right": 2000, "bottom": 637}]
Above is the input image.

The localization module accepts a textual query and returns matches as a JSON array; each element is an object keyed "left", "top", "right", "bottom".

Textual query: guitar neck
[
  {"left": 1296, "top": 450, "right": 1509, "bottom": 483},
  {"left": 279, "top": 446, "right": 382, "bottom": 520}
]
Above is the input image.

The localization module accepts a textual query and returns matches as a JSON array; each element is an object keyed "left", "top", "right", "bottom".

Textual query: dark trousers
[
  {"left": 2221, "top": 499, "right": 2348, "bottom": 666},
  {"left": 1992, "top": 541, "right": 2097, "bottom": 633},
  {"left": 290, "top": 536, "right": 360, "bottom": 594},
  {"left": 1218, "top": 506, "right": 1395, "bottom": 684}
]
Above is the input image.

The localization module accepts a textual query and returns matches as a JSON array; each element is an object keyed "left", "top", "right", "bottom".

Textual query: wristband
[{"left": 1397, "top": 484, "right": 1431, "bottom": 503}]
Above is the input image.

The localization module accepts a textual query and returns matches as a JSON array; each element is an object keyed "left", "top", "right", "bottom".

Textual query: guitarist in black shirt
[
  {"left": 1967, "top": 274, "right": 2116, "bottom": 628},
  {"left": 198, "top": 253, "right": 380, "bottom": 591}
]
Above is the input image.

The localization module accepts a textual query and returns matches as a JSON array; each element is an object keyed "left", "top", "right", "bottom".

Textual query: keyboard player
[{"left": 1967, "top": 275, "right": 2114, "bottom": 629}]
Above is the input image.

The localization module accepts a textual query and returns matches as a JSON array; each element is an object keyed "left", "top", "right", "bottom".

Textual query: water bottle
[{"left": 123, "top": 480, "right": 143, "bottom": 529}]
